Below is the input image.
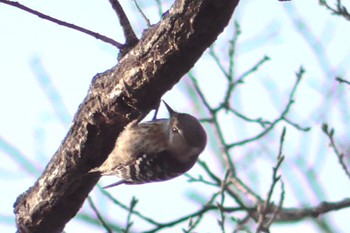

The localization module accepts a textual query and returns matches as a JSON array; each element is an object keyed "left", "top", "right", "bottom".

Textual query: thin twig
[
  {"left": 99, "top": 185, "right": 243, "bottom": 232},
  {"left": 336, "top": 77, "right": 350, "bottom": 86},
  {"left": 185, "top": 173, "right": 218, "bottom": 187},
  {"left": 145, "top": 193, "right": 236, "bottom": 233},
  {"left": 122, "top": 197, "right": 138, "bottom": 233},
  {"left": 256, "top": 127, "right": 286, "bottom": 232},
  {"left": 230, "top": 55, "right": 270, "bottom": 93},
  {"left": 321, "top": 123, "right": 350, "bottom": 181},
  {"left": 228, "top": 21, "right": 241, "bottom": 81},
  {"left": 267, "top": 132, "right": 285, "bottom": 205},
  {"left": 154, "top": 0, "right": 163, "bottom": 17},
  {"left": 229, "top": 176, "right": 263, "bottom": 204},
  {"left": 132, "top": 0, "right": 151, "bottom": 27},
  {"left": 209, "top": 46, "right": 230, "bottom": 80},
  {"left": 99, "top": 186, "right": 160, "bottom": 226},
  {"left": 87, "top": 196, "right": 113, "bottom": 233},
  {"left": 109, "top": 0, "right": 138, "bottom": 46},
  {"left": 227, "top": 66, "right": 305, "bottom": 149},
  {"left": 189, "top": 74, "right": 236, "bottom": 174},
  {"left": 75, "top": 212, "right": 121, "bottom": 231},
  {"left": 217, "top": 173, "right": 229, "bottom": 233},
  {"left": 283, "top": 117, "right": 310, "bottom": 131},
  {"left": 222, "top": 55, "right": 270, "bottom": 110},
  {"left": 319, "top": 0, "right": 350, "bottom": 21},
  {"left": 197, "top": 160, "right": 222, "bottom": 184},
  {"left": 0, "top": 0, "right": 123, "bottom": 48},
  {"left": 228, "top": 108, "right": 272, "bottom": 128},
  {"left": 265, "top": 181, "right": 285, "bottom": 227}
]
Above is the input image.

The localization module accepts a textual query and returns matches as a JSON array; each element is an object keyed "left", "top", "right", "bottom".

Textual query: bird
[{"left": 90, "top": 101, "right": 207, "bottom": 188}]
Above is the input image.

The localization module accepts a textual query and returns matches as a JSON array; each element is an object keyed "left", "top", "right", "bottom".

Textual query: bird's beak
[{"left": 163, "top": 100, "right": 175, "bottom": 116}]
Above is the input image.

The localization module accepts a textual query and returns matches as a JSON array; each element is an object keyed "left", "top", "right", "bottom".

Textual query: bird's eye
[{"left": 172, "top": 127, "right": 179, "bottom": 133}]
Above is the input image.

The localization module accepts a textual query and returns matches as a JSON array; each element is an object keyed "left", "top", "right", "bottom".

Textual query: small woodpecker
[{"left": 90, "top": 101, "right": 207, "bottom": 188}]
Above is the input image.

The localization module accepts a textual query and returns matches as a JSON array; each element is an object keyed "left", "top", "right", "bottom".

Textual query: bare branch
[
  {"left": 122, "top": 197, "right": 138, "bottom": 233},
  {"left": 319, "top": 0, "right": 350, "bottom": 21},
  {"left": 322, "top": 123, "right": 350, "bottom": 181},
  {"left": 132, "top": 0, "right": 151, "bottom": 27},
  {"left": 108, "top": 0, "right": 138, "bottom": 47},
  {"left": 228, "top": 66, "right": 305, "bottom": 149},
  {"left": 189, "top": 74, "right": 237, "bottom": 174},
  {"left": 99, "top": 187, "right": 160, "bottom": 226},
  {"left": 274, "top": 198, "right": 350, "bottom": 222},
  {"left": 336, "top": 77, "right": 350, "bottom": 86},
  {"left": 229, "top": 176, "right": 263, "bottom": 205},
  {"left": 154, "top": 0, "right": 163, "bottom": 16},
  {"left": 87, "top": 196, "right": 113, "bottom": 233},
  {"left": 0, "top": 0, "right": 123, "bottom": 48},
  {"left": 256, "top": 128, "right": 286, "bottom": 232}
]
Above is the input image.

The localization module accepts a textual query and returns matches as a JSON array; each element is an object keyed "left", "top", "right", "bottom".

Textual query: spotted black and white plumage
[
  {"left": 90, "top": 101, "right": 207, "bottom": 188},
  {"left": 109, "top": 151, "right": 195, "bottom": 186}
]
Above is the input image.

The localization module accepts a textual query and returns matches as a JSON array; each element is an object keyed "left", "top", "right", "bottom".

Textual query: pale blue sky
[{"left": 1, "top": 0, "right": 350, "bottom": 232}]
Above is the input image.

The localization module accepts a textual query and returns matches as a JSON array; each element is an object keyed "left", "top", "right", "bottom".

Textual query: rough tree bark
[{"left": 13, "top": 0, "right": 239, "bottom": 232}]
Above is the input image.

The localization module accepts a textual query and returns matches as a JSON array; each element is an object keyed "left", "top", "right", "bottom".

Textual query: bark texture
[{"left": 14, "top": 0, "right": 239, "bottom": 232}]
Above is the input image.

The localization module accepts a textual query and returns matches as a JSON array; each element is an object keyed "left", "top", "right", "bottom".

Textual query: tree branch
[
  {"left": 13, "top": 0, "right": 239, "bottom": 232},
  {"left": 108, "top": 0, "right": 138, "bottom": 47},
  {"left": 0, "top": 0, "right": 123, "bottom": 48}
]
